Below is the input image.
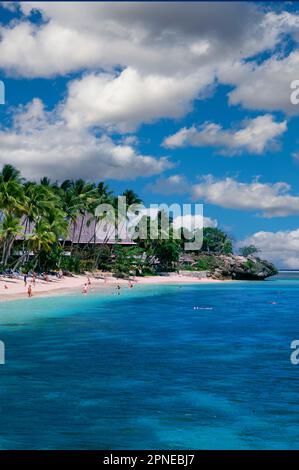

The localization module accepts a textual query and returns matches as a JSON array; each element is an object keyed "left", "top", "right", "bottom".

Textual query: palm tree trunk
[
  {"left": 1, "top": 239, "right": 7, "bottom": 266},
  {"left": 13, "top": 252, "right": 28, "bottom": 271},
  {"left": 70, "top": 219, "right": 77, "bottom": 254},
  {"left": 22, "top": 217, "right": 29, "bottom": 255},
  {"left": 77, "top": 211, "right": 86, "bottom": 246},
  {"left": 2, "top": 235, "right": 15, "bottom": 267}
]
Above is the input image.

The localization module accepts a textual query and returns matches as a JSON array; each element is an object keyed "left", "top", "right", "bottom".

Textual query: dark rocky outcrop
[
  {"left": 179, "top": 253, "right": 278, "bottom": 280},
  {"left": 208, "top": 254, "right": 278, "bottom": 280}
]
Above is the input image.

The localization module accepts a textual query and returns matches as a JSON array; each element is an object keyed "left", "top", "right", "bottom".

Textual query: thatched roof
[
  {"left": 17, "top": 215, "right": 135, "bottom": 245},
  {"left": 67, "top": 215, "right": 134, "bottom": 245},
  {"left": 179, "top": 253, "right": 195, "bottom": 264}
]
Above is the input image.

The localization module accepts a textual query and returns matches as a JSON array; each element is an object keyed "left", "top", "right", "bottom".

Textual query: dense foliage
[
  {"left": 0, "top": 164, "right": 237, "bottom": 275},
  {"left": 238, "top": 245, "right": 260, "bottom": 257}
]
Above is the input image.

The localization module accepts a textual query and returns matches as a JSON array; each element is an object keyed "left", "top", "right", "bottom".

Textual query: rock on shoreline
[{"left": 207, "top": 254, "right": 278, "bottom": 280}]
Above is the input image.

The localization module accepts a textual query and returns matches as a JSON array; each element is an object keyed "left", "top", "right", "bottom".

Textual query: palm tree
[
  {"left": 0, "top": 164, "right": 161, "bottom": 274},
  {"left": 0, "top": 164, "right": 22, "bottom": 183},
  {"left": 114, "top": 189, "right": 143, "bottom": 243},
  {"left": 20, "top": 182, "right": 62, "bottom": 258},
  {"left": 23, "top": 182, "right": 59, "bottom": 227},
  {"left": 28, "top": 211, "right": 67, "bottom": 270},
  {"left": 202, "top": 228, "right": 233, "bottom": 254},
  {"left": 122, "top": 189, "right": 143, "bottom": 208},
  {"left": 0, "top": 165, "right": 26, "bottom": 267},
  {"left": 0, "top": 164, "right": 25, "bottom": 215},
  {"left": 96, "top": 182, "right": 113, "bottom": 200},
  {"left": 81, "top": 181, "right": 114, "bottom": 249},
  {"left": 70, "top": 179, "right": 98, "bottom": 246},
  {"left": 60, "top": 184, "right": 80, "bottom": 245},
  {"left": 0, "top": 214, "right": 23, "bottom": 266},
  {"left": 29, "top": 220, "right": 57, "bottom": 269}
]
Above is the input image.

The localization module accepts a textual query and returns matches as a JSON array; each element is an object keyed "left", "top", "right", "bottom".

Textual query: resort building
[{"left": 16, "top": 215, "right": 135, "bottom": 249}]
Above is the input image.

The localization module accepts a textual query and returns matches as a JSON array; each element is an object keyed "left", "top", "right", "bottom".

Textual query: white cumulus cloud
[
  {"left": 0, "top": 2, "right": 284, "bottom": 78},
  {"left": 63, "top": 68, "right": 210, "bottom": 132},
  {"left": 0, "top": 99, "right": 171, "bottom": 181},
  {"left": 0, "top": 2, "right": 298, "bottom": 129},
  {"left": 220, "top": 50, "right": 299, "bottom": 115},
  {"left": 147, "top": 174, "right": 190, "bottom": 195},
  {"left": 163, "top": 115, "right": 287, "bottom": 154},
  {"left": 238, "top": 229, "right": 299, "bottom": 269},
  {"left": 192, "top": 176, "right": 299, "bottom": 217},
  {"left": 173, "top": 214, "right": 217, "bottom": 230}
]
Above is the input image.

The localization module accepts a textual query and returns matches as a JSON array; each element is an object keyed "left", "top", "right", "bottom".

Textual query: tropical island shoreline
[
  {"left": 0, "top": 273, "right": 228, "bottom": 302},
  {"left": 0, "top": 164, "right": 278, "bottom": 300}
]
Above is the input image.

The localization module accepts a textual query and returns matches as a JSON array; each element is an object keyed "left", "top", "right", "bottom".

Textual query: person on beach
[
  {"left": 27, "top": 285, "right": 32, "bottom": 298},
  {"left": 117, "top": 284, "right": 121, "bottom": 295},
  {"left": 82, "top": 284, "right": 88, "bottom": 294},
  {"left": 87, "top": 276, "right": 91, "bottom": 286},
  {"left": 24, "top": 274, "right": 27, "bottom": 287},
  {"left": 32, "top": 273, "right": 36, "bottom": 286}
]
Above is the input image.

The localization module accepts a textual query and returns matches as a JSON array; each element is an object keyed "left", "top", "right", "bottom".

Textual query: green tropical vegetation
[
  {"left": 0, "top": 164, "right": 275, "bottom": 279},
  {"left": 239, "top": 245, "right": 260, "bottom": 257}
]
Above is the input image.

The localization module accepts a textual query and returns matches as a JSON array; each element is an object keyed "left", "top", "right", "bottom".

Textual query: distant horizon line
[{"left": 278, "top": 269, "right": 299, "bottom": 272}]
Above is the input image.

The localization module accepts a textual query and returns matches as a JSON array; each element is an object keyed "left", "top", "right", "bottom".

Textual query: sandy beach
[{"left": 0, "top": 274, "right": 224, "bottom": 302}]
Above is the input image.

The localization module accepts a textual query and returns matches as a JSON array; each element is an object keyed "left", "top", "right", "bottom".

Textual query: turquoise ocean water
[{"left": 0, "top": 275, "right": 299, "bottom": 449}]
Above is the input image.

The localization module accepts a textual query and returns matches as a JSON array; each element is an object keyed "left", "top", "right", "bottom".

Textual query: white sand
[{"left": 0, "top": 273, "right": 225, "bottom": 302}]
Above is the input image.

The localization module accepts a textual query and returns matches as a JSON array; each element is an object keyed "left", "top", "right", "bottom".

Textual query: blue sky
[{"left": 1, "top": 1, "right": 299, "bottom": 267}]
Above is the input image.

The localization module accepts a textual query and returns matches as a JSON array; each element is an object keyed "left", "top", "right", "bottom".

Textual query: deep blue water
[{"left": 0, "top": 277, "right": 299, "bottom": 449}]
